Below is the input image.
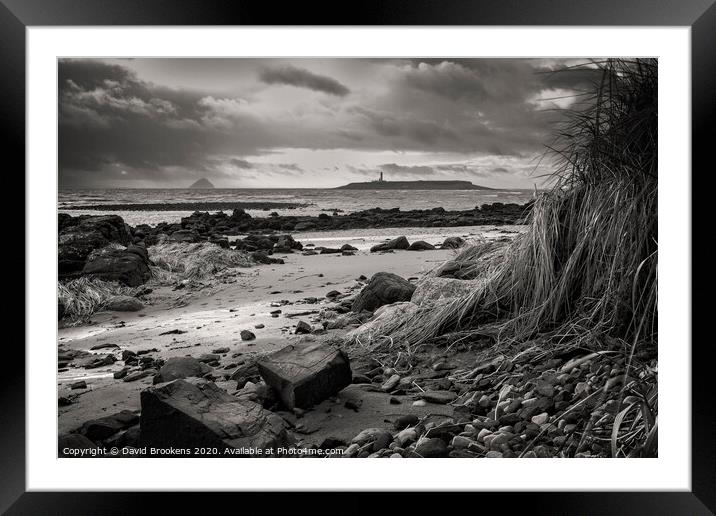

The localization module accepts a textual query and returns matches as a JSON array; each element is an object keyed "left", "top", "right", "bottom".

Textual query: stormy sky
[{"left": 58, "top": 58, "right": 601, "bottom": 189}]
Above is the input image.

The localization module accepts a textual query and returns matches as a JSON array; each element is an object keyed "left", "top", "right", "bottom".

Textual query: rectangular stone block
[{"left": 257, "top": 342, "right": 352, "bottom": 410}]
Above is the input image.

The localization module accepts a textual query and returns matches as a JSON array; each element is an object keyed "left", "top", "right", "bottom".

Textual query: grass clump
[
  {"left": 148, "top": 240, "right": 253, "bottom": 284},
  {"left": 58, "top": 276, "right": 138, "bottom": 325}
]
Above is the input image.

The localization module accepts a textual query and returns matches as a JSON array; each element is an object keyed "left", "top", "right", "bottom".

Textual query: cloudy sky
[{"left": 58, "top": 58, "right": 600, "bottom": 189}]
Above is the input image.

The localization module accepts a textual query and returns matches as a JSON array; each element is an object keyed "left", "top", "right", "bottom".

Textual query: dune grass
[
  {"left": 375, "top": 59, "right": 658, "bottom": 352},
  {"left": 356, "top": 59, "right": 658, "bottom": 457}
]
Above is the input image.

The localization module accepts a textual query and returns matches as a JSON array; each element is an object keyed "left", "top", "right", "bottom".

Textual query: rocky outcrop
[
  {"left": 82, "top": 247, "right": 151, "bottom": 287},
  {"left": 352, "top": 272, "right": 416, "bottom": 312},
  {"left": 58, "top": 214, "right": 133, "bottom": 275},
  {"left": 139, "top": 378, "right": 289, "bottom": 455}
]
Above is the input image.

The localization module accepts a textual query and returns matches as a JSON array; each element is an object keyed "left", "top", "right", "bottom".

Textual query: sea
[{"left": 58, "top": 188, "right": 536, "bottom": 226}]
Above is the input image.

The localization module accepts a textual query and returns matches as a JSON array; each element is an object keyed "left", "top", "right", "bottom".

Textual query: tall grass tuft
[
  {"left": 378, "top": 59, "right": 658, "bottom": 352},
  {"left": 148, "top": 240, "right": 254, "bottom": 284},
  {"left": 58, "top": 276, "right": 139, "bottom": 324}
]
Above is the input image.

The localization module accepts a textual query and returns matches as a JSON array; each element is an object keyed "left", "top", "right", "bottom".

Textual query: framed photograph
[{"left": 5, "top": 0, "right": 712, "bottom": 512}]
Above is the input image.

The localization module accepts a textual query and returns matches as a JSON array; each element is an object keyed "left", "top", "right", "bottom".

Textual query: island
[
  {"left": 188, "top": 178, "right": 215, "bottom": 189},
  {"left": 335, "top": 179, "right": 492, "bottom": 190}
]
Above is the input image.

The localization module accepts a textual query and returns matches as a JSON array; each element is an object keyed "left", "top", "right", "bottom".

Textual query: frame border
[{"left": 4, "top": 0, "right": 713, "bottom": 513}]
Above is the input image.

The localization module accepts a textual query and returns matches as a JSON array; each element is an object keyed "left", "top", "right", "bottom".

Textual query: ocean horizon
[{"left": 59, "top": 187, "right": 536, "bottom": 226}]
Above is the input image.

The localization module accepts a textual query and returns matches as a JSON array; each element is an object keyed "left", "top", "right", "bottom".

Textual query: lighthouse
[{"left": 379, "top": 171, "right": 384, "bottom": 182}]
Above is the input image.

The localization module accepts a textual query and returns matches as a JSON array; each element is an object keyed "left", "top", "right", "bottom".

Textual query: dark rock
[
  {"left": 294, "top": 320, "right": 312, "bottom": 335},
  {"left": 82, "top": 248, "right": 151, "bottom": 287},
  {"left": 70, "top": 380, "right": 87, "bottom": 390},
  {"left": 81, "top": 410, "right": 139, "bottom": 442},
  {"left": 58, "top": 215, "right": 132, "bottom": 276},
  {"left": 257, "top": 341, "right": 352, "bottom": 410},
  {"left": 140, "top": 378, "right": 289, "bottom": 454},
  {"left": 370, "top": 236, "right": 410, "bottom": 252},
  {"left": 351, "top": 272, "right": 416, "bottom": 312},
  {"left": 407, "top": 240, "right": 436, "bottom": 251},
  {"left": 213, "top": 347, "right": 230, "bottom": 354},
  {"left": 340, "top": 244, "right": 358, "bottom": 251},
  {"left": 240, "top": 330, "right": 256, "bottom": 341},
  {"left": 76, "top": 354, "right": 116, "bottom": 369},
  {"left": 90, "top": 343, "right": 119, "bottom": 351},
  {"left": 441, "top": 236, "right": 465, "bottom": 249},
  {"left": 154, "top": 357, "right": 213, "bottom": 384},
  {"left": 394, "top": 414, "right": 419, "bottom": 430}
]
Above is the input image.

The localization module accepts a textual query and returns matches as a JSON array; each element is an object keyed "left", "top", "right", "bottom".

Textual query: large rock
[
  {"left": 153, "top": 356, "right": 212, "bottom": 384},
  {"left": 370, "top": 236, "right": 410, "bottom": 252},
  {"left": 140, "top": 378, "right": 289, "bottom": 455},
  {"left": 352, "top": 272, "right": 416, "bottom": 312},
  {"left": 58, "top": 215, "right": 133, "bottom": 275},
  {"left": 257, "top": 342, "right": 352, "bottom": 410},
  {"left": 82, "top": 248, "right": 151, "bottom": 286}
]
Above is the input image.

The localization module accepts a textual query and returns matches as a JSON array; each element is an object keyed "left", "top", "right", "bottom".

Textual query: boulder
[
  {"left": 140, "top": 378, "right": 289, "bottom": 454},
  {"left": 340, "top": 244, "right": 358, "bottom": 251},
  {"left": 257, "top": 342, "right": 352, "bottom": 410},
  {"left": 352, "top": 272, "right": 416, "bottom": 312},
  {"left": 370, "top": 236, "right": 410, "bottom": 252},
  {"left": 82, "top": 249, "right": 151, "bottom": 287},
  {"left": 407, "top": 240, "right": 436, "bottom": 251},
  {"left": 58, "top": 215, "right": 133, "bottom": 275},
  {"left": 441, "top": 236, "right": 465, "bottom": 249},
  {"left": 105, "top": 295, "right": 144, "bottom": 312},
  {"left": 154, "top": 356, "right": 212, "bottom": 384}
]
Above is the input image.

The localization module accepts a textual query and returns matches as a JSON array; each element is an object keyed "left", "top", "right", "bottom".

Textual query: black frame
[{"left": 4, "top": 0, "right": 712, "bottom": 513}]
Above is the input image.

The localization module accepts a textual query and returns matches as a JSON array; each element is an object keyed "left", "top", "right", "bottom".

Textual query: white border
[{"left": 27, "top": 27, "right": 691, "bottom": 491}]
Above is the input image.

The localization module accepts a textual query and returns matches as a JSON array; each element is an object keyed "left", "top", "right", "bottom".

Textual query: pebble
[
  {"left": 414, "top": 438, "right": 448, "bottom": 458},
  {"left": 531, "top": 412, "right": 549, "bottom": 425},
  {"left": 451, "top": 435, "right": 474, "bottom": 449},
  {"left": 396, "top": 428, "right": 418, "bottom": 447}
]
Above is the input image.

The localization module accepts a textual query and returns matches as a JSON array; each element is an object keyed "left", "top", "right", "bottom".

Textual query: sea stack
[{"left": 188, "top": 178, "right": 215, "bottom": 189}]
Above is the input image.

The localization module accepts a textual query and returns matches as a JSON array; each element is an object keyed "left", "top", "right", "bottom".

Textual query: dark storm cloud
[
  {"left": 58, "top": 57, "right": 601, "bottom": 187},
  {"left": 259, "top": 65, "right": 350, "bottom": 96}
]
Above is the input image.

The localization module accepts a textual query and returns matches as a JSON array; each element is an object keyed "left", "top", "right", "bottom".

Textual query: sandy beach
[{"left": 58, "top": 225, "right": 520, "bottom": 434}]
